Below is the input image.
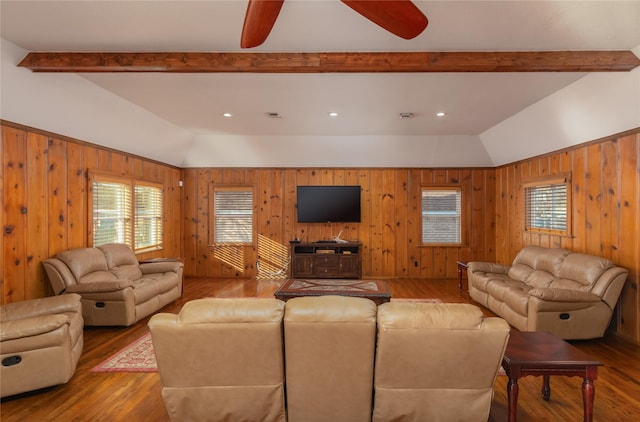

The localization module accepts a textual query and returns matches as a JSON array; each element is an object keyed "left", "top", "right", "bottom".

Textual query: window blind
[
  {"left": 525, "top": 182, "right": 567, "bottom": 231},
  {"left": 421, "top": 189, "right": 461, "bottom": 244},
  {"left": 214, "top": 189, "right": 253, "bottom": 244},
  {"left": 135, "top": 184, "right": 163, "bottom": 251},
  {"left": 93, "top": 181, "right": 132, "bottom": 247}
]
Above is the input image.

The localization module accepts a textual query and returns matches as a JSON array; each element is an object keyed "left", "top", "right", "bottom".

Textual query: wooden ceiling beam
[{"left": 18, "top": 51, "right": 640, "bottom": 73}]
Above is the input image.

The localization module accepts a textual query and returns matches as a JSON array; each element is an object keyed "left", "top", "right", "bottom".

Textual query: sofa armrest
[
  {"left": 0, "top": 314, "right": 69, "bottom": 342},
  {"left": 468, "top": 261, "right": 509, "bottom": 275},
  {"left": 528, "top": 288, "right": 601, "bottom": 303},
  {"left": 139, "top": 261, "right": 183, "bottom": 274},
  {"left": 65, "top": 280, "right": 133, "bottom": 294},
  {"left": 0, "top": 294, "right": 81, "bottom": 322}
]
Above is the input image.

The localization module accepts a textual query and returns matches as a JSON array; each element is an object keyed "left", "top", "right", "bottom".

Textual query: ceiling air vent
[
  {"left": 399, "top": 112, "right": 414, "bottom": 119},
  {"left": 266, "top": 112, "right": 282, "bottom": 118}
]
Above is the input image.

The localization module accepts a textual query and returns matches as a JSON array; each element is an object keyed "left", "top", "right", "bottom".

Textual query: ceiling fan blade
[
  {"left": 241, "top": 0, "right": 285, "bottom": 48},
  {"left": 341, "top": 0, "right": 428, "bottom": 39}
]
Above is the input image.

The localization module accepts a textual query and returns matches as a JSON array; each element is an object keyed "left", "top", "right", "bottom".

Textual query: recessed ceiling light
[
  {"left": 328, "top": 112, "right": 339, "bottom": 117},
  {"left": 223, "top": 112, "right": 233, "bottom": 118},
  {"left": 436, "top": 112, "right": 446, "bottom": 117}
]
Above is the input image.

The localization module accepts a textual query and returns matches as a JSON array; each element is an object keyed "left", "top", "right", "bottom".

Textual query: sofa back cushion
[
  {"left": 558, "top": 253, "right": 614, "bottom": 288},
  {"left": 508, "top": 246, "right": 570, "bottom": 287},
  {"left": 373, "top": 303, "right": 510, "bottom": 421},
  {"left": 57, "top": 248, "right": 112, "bottom": 283},
  {"left": 149, "top": 298, "right": 286, "bottom": 422},
  {"left": 98, "top": 244, "right": 142, "bottom": 281},
  {"left": 284, "top": 295, "right": 377, "bottom": 422}
]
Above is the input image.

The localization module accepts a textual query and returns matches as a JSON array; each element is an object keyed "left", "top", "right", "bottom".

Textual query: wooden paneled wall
[
  {"left": 1, "top": 122, "right": 182, "bottom": 304},
  {"left": 495, "top": 129, "right": 640, "bottom": 343},
  {"left": 182, "top": 168, "right": 496, "bottom": 280}
]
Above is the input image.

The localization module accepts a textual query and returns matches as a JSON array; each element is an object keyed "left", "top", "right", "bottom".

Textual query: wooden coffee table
[
  {"left": 274, "top": 279, "right": 391, "bottom": 305},
  {"left": 501, "top": 331, "right": 603, "bottom": 422}
]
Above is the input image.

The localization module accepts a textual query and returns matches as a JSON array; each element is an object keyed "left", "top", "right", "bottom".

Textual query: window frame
[
  {"left": 523, "top": 175, "right": 572, "bottom": 236},
  {"left": 89, "top": 171, "right": 165, "bottom": 252},
  {"left": 209, "top": 185, "right": 256, "bottom": 246},
  {"left": 420, "top": 186, "right": 463, "bottom": 246}
]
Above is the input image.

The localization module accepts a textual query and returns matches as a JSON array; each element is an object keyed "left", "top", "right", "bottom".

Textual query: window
[
  {"left": 93, "top": 180, "right": 132, "bottom": 246},
  {"left": 524, "top": 177, "right": 569, "bottom": 234},
  {"left": 91, "top": 174, "right": 163, "bottom": 251},
  {"left": 421, "top": 188, "right": 462, "bottom": 244},
  {"left": 134, "top": 183, "right": 163, "bottom": 250},
  {"left": 213, "top": 187, "right": 254, "bottom": 244}
]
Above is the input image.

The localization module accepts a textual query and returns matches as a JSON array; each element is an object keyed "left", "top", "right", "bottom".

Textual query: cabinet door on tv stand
[
  {"left": 339, "top": 255, "right": 361, "bottom": 278},
  {"left": 292, "top": 255, "right": 314, "bottom": 277}
]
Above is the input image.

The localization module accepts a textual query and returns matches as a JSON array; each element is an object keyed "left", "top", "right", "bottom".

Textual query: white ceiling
[{"left": 1, "top": 1, "right": 640, "bottom": 167}]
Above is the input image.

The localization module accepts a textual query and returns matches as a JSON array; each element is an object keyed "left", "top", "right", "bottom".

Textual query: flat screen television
[{"left": 297, "top": 186, "right": 361, "bottom": 223}]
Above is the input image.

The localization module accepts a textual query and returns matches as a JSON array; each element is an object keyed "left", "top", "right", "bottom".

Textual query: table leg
[
  {"left": 507, "top": 377, "right": 519, "bottom": 422},
  {"left": 582, "top": 378, "right": 595, "bottom": 422},
  {"left": 458, "top": 267, "right": 462, "bottom": 291},
  {"left": 542, "top": 374, "right": 551, "bottom": 401}
]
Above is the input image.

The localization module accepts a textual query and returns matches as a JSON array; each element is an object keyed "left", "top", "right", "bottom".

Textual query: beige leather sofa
[
  {"left": 43, "top": 243, "right": 183, "bottom": 326},
  {"left": 149, "top": 298, "right": 287, "bottom": 422},
  {"left": 1, "top": 293, "right": 84, "bottom": 398},
  {"left": 468, "top": 245, "right": 628, "bottom": 339},
  {"left": 149, "top": 296, "right": 509, "bottom": 422}
]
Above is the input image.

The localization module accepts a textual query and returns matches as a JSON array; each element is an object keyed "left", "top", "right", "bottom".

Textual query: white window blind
[
  {"left": 135, "top": 184, "right": 163, "bottom": 251},
  {"left": 421, "top": 188, "right": 462, "bottom": 244},
  {"left": 93, "top": 181, "right": 132, "bottom": 247},
  {"left": 525, "top": 181, "right": 567, "bottom": 232},
  {"left": 214, "top": 188, "right": 253, "bottom": 244}
]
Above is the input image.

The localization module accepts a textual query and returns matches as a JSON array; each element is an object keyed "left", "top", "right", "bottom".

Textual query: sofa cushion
[
  {"left": 132, "top": 275, "right": 174, "bottom": 304},
  {"left": 57, "top": 248, "right": 109, "bottom": 281},
  {"left": 535, "top": 247, "right": 570, "bottom": 276},
  {"left": 507, "top": 264, "right": 535, "bottom": 282},
  {"left": 511, "top": 246, "right": 540, "bottom": 268},
  {"left": 524, "top": 270, "right": 556, "bottom": 288},
  {"left": 77, "top": 271, "right": 119, "bottom": 284},
  {"left": 558, "top": 253, "right": 613, "bottom": 288},
  {"left": 99, "top": 243, "right": 139, "bottom": 267},
  {"left": 501, "top": 287, "right": 530, "bottom": 316},
  {"left": 110, "top": 265, "right": 143, "bottom": 281},
  {"left": 178, "top": 298, "right": 285, "bottom": 324}
]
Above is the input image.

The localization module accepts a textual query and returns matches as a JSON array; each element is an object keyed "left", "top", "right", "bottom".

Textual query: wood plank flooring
[{"left": 2, "top": 277, "right": 639, "bottom": 421}]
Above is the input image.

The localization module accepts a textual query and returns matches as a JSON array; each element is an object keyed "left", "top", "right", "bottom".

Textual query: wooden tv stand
[{"left": 290, "top": 241, "right": 362, "bottom": 279}]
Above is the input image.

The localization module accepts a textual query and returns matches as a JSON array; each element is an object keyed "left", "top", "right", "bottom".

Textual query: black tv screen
[{"left": 297, "top": 186, "right": 361, "bottom": 223}]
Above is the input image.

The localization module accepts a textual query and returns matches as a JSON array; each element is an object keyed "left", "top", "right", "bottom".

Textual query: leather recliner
[
  {"left": 0, "top": 293, "right": 84, "bottom": 398},
  {"left": 284, "top": 295, "right": 378, "bottom": 422},
  {"left": 373, "top": 302, "right": 510, "bottom": 422},
  {"left": 148, "top": 298, "right": 287, "bottom": 422}
]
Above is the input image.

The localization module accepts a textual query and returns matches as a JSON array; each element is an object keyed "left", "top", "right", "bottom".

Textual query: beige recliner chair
[
  {"left": 373, "top": 302, "right": 510, "bottom": 422},
  {"left": 284, "top": 295, "right": 378, "bottom": 422},
  {"left": 148, "top": 298, "right": 287, "bottom": 422},
  {"left": 1, "top": 294, "right": 84, "bottom": 398}
]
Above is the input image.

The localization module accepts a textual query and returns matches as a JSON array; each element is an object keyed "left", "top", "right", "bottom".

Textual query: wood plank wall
[
  {"left": 1, "top": 122, "right": 182, "bottom": 304},
  {"left": 495, "top": 129, "right": 640, "bottom": 343},
  {"left": 182, "top": 168, "right": 496, "bottom": 280}
]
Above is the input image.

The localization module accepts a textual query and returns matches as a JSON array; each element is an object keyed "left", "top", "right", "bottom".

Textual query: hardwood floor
[{"left": 2, "top": 277, "right": 639, "bottom": 421}]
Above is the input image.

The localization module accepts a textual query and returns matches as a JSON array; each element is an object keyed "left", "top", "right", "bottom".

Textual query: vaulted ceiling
[{"left": 1, "top": 1, "right": 639, "bottom": 167}]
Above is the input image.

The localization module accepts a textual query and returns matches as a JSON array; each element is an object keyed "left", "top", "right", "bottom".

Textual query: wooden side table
[
  {"left": 501, "top": 331, "right": 603, "bottom": 422},
  {"left": 456, "top": 261, "right": 468, "bottom": 291}
]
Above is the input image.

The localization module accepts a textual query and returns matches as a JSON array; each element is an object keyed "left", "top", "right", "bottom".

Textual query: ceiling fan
[{"left": 241, "top": 0, "right": 428, "bottom": 48}]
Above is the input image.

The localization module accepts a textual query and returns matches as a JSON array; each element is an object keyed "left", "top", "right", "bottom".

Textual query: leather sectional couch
[
  {"left": 43, "top": 243, "right": 183, "bottom": 326},
  {"left": 149, "top": 296, "right": 510, "bottom": 422},
  {"left": 468, "top": 245, "right": 628, "bottom": 339}
]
